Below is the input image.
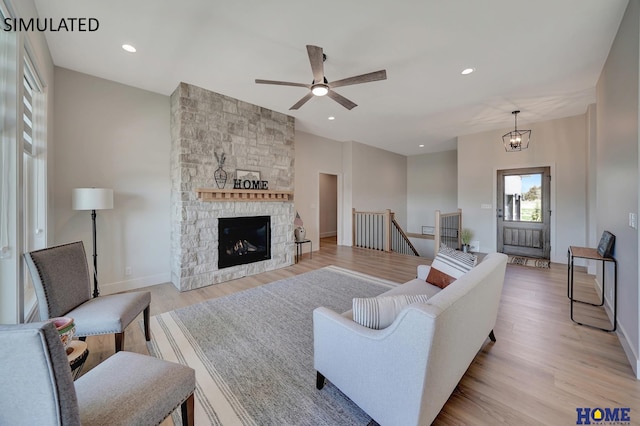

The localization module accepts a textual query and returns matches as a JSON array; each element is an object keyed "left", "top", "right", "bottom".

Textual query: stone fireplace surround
[{"left": 170, "top": 83, "right": 295, "bottom": 291}]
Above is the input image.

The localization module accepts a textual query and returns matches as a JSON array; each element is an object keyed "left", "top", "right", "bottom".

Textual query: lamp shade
[{"left": 72, "top": 188, "right": 114, "bottom": 210}]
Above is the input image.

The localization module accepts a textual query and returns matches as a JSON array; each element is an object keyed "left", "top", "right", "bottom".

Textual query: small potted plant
[{"left": 461, "top": 228, "right": 473, "bottom": 253}]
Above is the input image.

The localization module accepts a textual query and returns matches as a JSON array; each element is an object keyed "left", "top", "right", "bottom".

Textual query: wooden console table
[{"left": 567, "top": 246, "right": 617, "bottom": 332}]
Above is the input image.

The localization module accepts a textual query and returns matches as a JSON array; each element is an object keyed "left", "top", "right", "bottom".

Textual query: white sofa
[{"left": 313, "top": 252, "right": 508, "bottom": 426}]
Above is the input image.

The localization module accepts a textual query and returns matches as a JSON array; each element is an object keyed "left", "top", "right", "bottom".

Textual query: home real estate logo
[
  {"left": 576, "top": 407, "right": 630, "bottom": 425},
  {"left": 2, "top": 17, "right": 99, "bottom": 32}
]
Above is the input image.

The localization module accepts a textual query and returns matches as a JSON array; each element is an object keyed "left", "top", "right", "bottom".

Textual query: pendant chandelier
[{"left": 502, "top": 110, "right": 531, "bottom": 152}]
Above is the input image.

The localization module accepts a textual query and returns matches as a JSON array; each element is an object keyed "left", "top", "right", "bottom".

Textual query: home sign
[{"left": 233, "top": 179, "right": 269, "bottom": 190}]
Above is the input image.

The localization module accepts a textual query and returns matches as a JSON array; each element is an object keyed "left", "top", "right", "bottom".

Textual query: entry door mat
[{"left": 507, "top": 255, "right": 551, "bottom": 269}]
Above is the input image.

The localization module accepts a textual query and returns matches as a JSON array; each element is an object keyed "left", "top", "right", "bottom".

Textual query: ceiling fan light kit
[
  {"left": 256, "top": 45, "right": 387, "bottom": 110},
  {"left": 311, "top": 84, "right": 329, "bottom": 96},
  {"left": 502, "top": 110, "right": 531, "bottom": 152}
]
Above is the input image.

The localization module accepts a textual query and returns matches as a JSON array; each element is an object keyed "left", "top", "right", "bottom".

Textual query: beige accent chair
[
  {"left": 24, "top": 241, "right": 151, "bottom": 352},
  {"left": 0, "top": 321, "right": 195, "bottom": 426}
]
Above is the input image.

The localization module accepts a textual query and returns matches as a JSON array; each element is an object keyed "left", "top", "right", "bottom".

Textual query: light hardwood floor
[{"left": 82, "top": 238, "right": 640, "bottom": 425}]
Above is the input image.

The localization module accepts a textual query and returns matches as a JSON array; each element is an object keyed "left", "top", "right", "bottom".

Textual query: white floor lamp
[{"left": 72, "top": 188, "right": 113, "bottom": 297}]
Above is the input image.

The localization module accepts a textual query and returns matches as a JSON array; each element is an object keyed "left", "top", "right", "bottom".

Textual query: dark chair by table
[
  {"left": 0, "top": 322, "right": 195, "bottom": 426},
  {"left": 24, "top": 241, "right": 151, "bottom": 352}
]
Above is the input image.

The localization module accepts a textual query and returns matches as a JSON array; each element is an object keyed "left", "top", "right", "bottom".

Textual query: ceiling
[{"left": 33, "top": 0, "right": 628, "bottom": 156}]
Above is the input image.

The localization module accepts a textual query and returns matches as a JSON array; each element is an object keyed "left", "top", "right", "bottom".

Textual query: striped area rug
[
  {"left": 507, "top": 255, "right": 551, "bottom": 269},
  {"left": 145, "top": 266, "right": 399, "bottom": 425}
]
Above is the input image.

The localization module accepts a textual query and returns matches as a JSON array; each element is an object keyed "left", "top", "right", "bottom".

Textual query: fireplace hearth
[{"left": 218, "top": 216, "right": 271, "bottom": 269}]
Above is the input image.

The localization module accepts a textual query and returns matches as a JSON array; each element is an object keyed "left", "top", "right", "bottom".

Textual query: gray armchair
[
  {"left": 0, "top": 322, "right": 195, "bottom": 426},
  {"left": 24, "top": 241, "right": 151, "bottom": 352}
]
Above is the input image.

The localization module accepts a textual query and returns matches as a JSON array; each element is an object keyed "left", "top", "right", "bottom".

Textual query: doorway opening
[
  {"left": 319, "top": 173, "right": 338, "bottom": 248},
  {"left": 497, "top": 167, "right": 551, "bottom": 259}
]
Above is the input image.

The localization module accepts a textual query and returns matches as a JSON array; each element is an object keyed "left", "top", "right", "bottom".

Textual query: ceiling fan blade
[
  {"left": 255, "top": 79, "right": 310, "bottom": 88},
  {"left": 327, "top": 90, "right": 357, "bottom": 110},
  {"left": 306, "top": 45, "right": 325, "bottom": 84},
  {"left": 329, "top": 70, "right": 387, "bottom": 89},
  {"left": 290, "top": 92, "right": 314, "bottom": 110}
]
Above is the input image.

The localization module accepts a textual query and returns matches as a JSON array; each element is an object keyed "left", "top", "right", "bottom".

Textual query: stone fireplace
[{"left": 170, "top": 83, "right": 295, "bottom": 291}]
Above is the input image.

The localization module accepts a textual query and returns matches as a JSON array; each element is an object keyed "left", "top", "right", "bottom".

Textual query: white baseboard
[
  {"left": 597, "top": 278, "right": 640, "bottom": 379},
  {"left": 614, "top": 318, "right": 640, "bottom": 379},
  {"left": 100, "top": 272, "right": 171, "bottom": 295},
  {"left": 320, "top": 231, "right": 337, "bottom": 238},
  {"left": 593, "top": 276, "right": 604, "bottom": 300}
]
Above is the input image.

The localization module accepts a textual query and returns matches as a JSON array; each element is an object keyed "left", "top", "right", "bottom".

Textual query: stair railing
[
  {"left": 434, "top": 208, "right": 462, "bottom": 253},
  {"left": 352, "top": 208, "right": 419, "bottom": 256},
  {"left": 391, "top": 216, "right": 420, "bottom": 256}
]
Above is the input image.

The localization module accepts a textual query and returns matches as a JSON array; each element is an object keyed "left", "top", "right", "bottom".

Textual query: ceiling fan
[{"left": 255, "top": 45, "right": 387, "bottom": 110}]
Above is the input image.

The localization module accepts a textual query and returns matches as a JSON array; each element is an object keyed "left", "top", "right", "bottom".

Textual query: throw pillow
[
  {"left": 431, "top": 243, "right": 477, "bottom": 277},
  {"left": 426, "top": 267, "right": 456, "bottom": 289},
  {"left": 426, "top": 244, "right": 477, "bottom": 288},
  {"left": 352, "top": 294, "right": 431, "bottom": 330}
]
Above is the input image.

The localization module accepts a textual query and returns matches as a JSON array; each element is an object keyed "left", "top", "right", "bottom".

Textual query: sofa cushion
[
  {"left": 426, "top": 244, "right": 477, "bottom": 288},
  {"left": 352, "top": 294, "right": 431, "bottom": 329},
  {"left": 381, "top": 277, "right": 443, "bottom": 298}
]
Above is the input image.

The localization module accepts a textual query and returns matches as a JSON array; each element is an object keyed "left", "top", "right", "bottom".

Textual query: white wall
[
  {"left": 458, "top": 114, "right": 588, "bottom": 264},
  {"left": 53, "top": 68, "right": 171, "bottom": 294},
  {"left": 294, "top": 131, "right": 346, "bottom": 250},
  {"left": 295, "top": 132, "right": 409, "bottom": 250},
  {"left": 407, "top": 150, "right": 458, "bottom": 258},
  {"left": 351, "top": 141, "right": 408, "bottom": 228},
  {"left": 595, "top": 0, "right": 639, "bottom": 377},
  {"left": 586, "top": 103, "right": 598, "bottom": 275}
]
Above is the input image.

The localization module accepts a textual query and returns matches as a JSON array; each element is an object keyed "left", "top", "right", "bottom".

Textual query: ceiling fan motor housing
[{"left": 255, "top": 45, "right": 387, "bottom": 110}]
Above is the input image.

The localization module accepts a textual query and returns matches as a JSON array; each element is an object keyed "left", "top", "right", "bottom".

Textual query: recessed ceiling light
[
  {"left": 419, "top": 144, "right": 425, "bottom": 148},
  {"left": 122, "top": 44, "right": 137, "bottom": 53},
  {"left": 328, "top": 116, "right": 335, "bottom": 120},
  {"left": 461, "top": 67, "right": 475, "bottom": 75}
]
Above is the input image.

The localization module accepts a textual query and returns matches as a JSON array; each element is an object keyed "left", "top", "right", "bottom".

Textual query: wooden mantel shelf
[{"left": 195, "top": 188, "right": 294, "bottom": 202}]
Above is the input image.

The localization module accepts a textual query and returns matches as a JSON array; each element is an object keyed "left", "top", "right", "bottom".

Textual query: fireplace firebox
[{"left": 218, "top": 216, "right": 271, "bottom": 269}]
